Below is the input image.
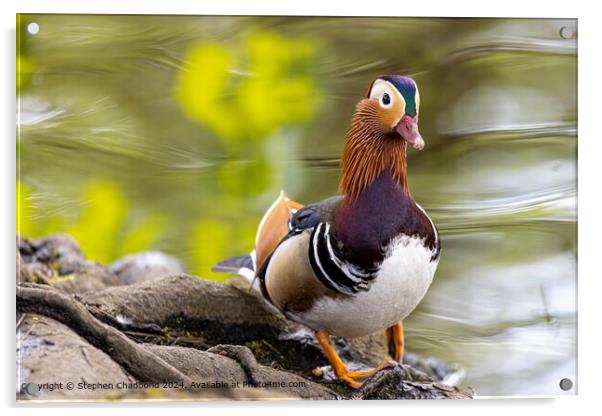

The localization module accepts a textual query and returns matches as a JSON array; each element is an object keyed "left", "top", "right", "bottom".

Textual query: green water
[{"left": 17, "top": 15, "right": 577, "bottom": 396}]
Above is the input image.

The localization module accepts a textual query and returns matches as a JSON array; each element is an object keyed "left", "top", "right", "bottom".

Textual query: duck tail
[{"left": 211, "top": 250, "right": 256, "bottom": 283}]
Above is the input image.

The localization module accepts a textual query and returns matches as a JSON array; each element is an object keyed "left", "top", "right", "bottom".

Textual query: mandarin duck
[{"left": 213, "top": 75, "right": 440, "bottom": 388}]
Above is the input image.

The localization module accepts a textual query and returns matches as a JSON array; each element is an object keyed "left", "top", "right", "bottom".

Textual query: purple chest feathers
[{"left": 334, "top": 169, "right": 438, "bottom": 269}]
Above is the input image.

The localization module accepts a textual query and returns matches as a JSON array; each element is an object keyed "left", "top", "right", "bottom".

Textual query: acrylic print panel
[{"left": 16, "top": 15, "right": 577, "bottom": 401}]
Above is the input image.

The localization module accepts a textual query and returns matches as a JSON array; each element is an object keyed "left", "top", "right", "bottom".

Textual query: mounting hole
[
  {"left": 559, "top": 378, "right": 573, "bottom": 391},
  {"left": 27, "top": 22, "right": 40, "bottom": 35},
  {"left": 559, "top": 26, "right": 574, "bottom": 39},
  {"left": 23, "top": 382, "right": 40, "bottom": 396}
]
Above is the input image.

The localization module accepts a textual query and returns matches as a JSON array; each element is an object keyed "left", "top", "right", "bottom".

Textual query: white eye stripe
[
  {"left": 369, "top": 79, "right": 405, "bottom": 112},
  {"left": 415, "top": 88, "right": 420, "bottom": 113},
  {"left": 369, "top": 79, "right": 390, "bottom": 100}
]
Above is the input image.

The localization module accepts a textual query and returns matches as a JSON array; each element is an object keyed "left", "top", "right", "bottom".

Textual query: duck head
[
  {"left": 366, "top": 75, "right": 424, "bottom": 150},
  {"left": 339, "top": 75, "right": 424, "bottom": 199}
]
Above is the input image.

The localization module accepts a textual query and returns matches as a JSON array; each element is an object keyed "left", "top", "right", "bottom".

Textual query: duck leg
[
  {"left": 315, "top": 330, "right": 396, "bottom": 388},
  {"left": 385, "top": 321, "right": 405, "bottom": 362}
]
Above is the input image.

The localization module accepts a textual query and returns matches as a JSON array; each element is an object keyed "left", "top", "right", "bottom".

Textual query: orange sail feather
[{"left": 254, "top": 191, "right": 303, "bottom": 271}]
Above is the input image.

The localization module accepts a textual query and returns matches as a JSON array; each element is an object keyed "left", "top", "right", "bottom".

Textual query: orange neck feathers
[{"left": 339, "top": 99, "right": 409, "bottom": 200}]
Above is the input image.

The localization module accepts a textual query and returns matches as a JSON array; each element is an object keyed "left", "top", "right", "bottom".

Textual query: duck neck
[{"left": 339, "top": 105, "right": 410, "bottom": 200}]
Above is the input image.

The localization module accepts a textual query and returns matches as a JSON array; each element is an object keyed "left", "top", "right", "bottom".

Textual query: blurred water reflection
[{"left": 17, "top": 15, "right": 577, "bottom": 396}]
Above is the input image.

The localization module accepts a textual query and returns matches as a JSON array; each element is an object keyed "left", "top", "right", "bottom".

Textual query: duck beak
[{"left": 395, "top": 115, "right": 424, "bottom": 150}]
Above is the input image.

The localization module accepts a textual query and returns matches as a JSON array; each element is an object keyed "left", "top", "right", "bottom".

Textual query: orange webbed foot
[
  {"left": 346, "top": 360, "right": 398, "bottom": 379},
  {"left": 314, "top": 330, "right": 398, "bottom": 389}
]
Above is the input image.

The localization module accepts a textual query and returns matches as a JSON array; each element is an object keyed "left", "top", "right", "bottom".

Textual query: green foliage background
[{"left": 18, "top": 16, "right": 322, "bottom": 277}]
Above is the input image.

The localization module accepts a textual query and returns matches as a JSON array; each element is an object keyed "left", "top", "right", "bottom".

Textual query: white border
[
  {"left": 3, "top": 1, "right": 601, "bottom": 415},
  {"left": 2, "top": 0, "right": 585, "bottom": 17}
]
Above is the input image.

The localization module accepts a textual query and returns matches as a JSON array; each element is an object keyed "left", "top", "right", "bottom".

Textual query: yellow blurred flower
[{"left": 176, "top": 32, "right": 318, "bottom": 145}]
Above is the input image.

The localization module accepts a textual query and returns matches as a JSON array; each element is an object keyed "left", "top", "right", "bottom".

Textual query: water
[{"left": 17, "top": 15, "right": 577, "bottom": 396}]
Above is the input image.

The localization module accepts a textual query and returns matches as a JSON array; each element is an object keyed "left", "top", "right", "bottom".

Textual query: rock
[
  {"left": 84, "top": 275, "right": 464, "bottom": 384},
  {"left": 110, "top": 251, "right": 185, "bottom": 285},
  {"left": 17, "top": 313, "right": 135, "bottom": 400},
  {"left": 145, "top": 344, "right": 337, "bottom": 399},
  {"left": 16, "top": 234, "right": 473, "bottom": 401},
  {"left": 85, "top": 274, "right": 290, "bottom": 329},
  {"left": 18, "top": 235, "right": 121, "bottom": 293},
  {"left": 350, "top": 365, "right": 473, "bottom": 400}
]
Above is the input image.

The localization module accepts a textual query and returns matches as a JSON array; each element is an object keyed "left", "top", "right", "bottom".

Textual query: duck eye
[{"left": 381, "top": 92, "right": 391, "bottom": 106}]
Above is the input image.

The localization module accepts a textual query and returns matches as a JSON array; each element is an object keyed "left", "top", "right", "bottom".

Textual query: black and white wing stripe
[
  {"left": 308, "top": 222, "right": 377, "bottom": 296},
  {"left": 280, "top": 197, "right": 377, "bottom": 296}
]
